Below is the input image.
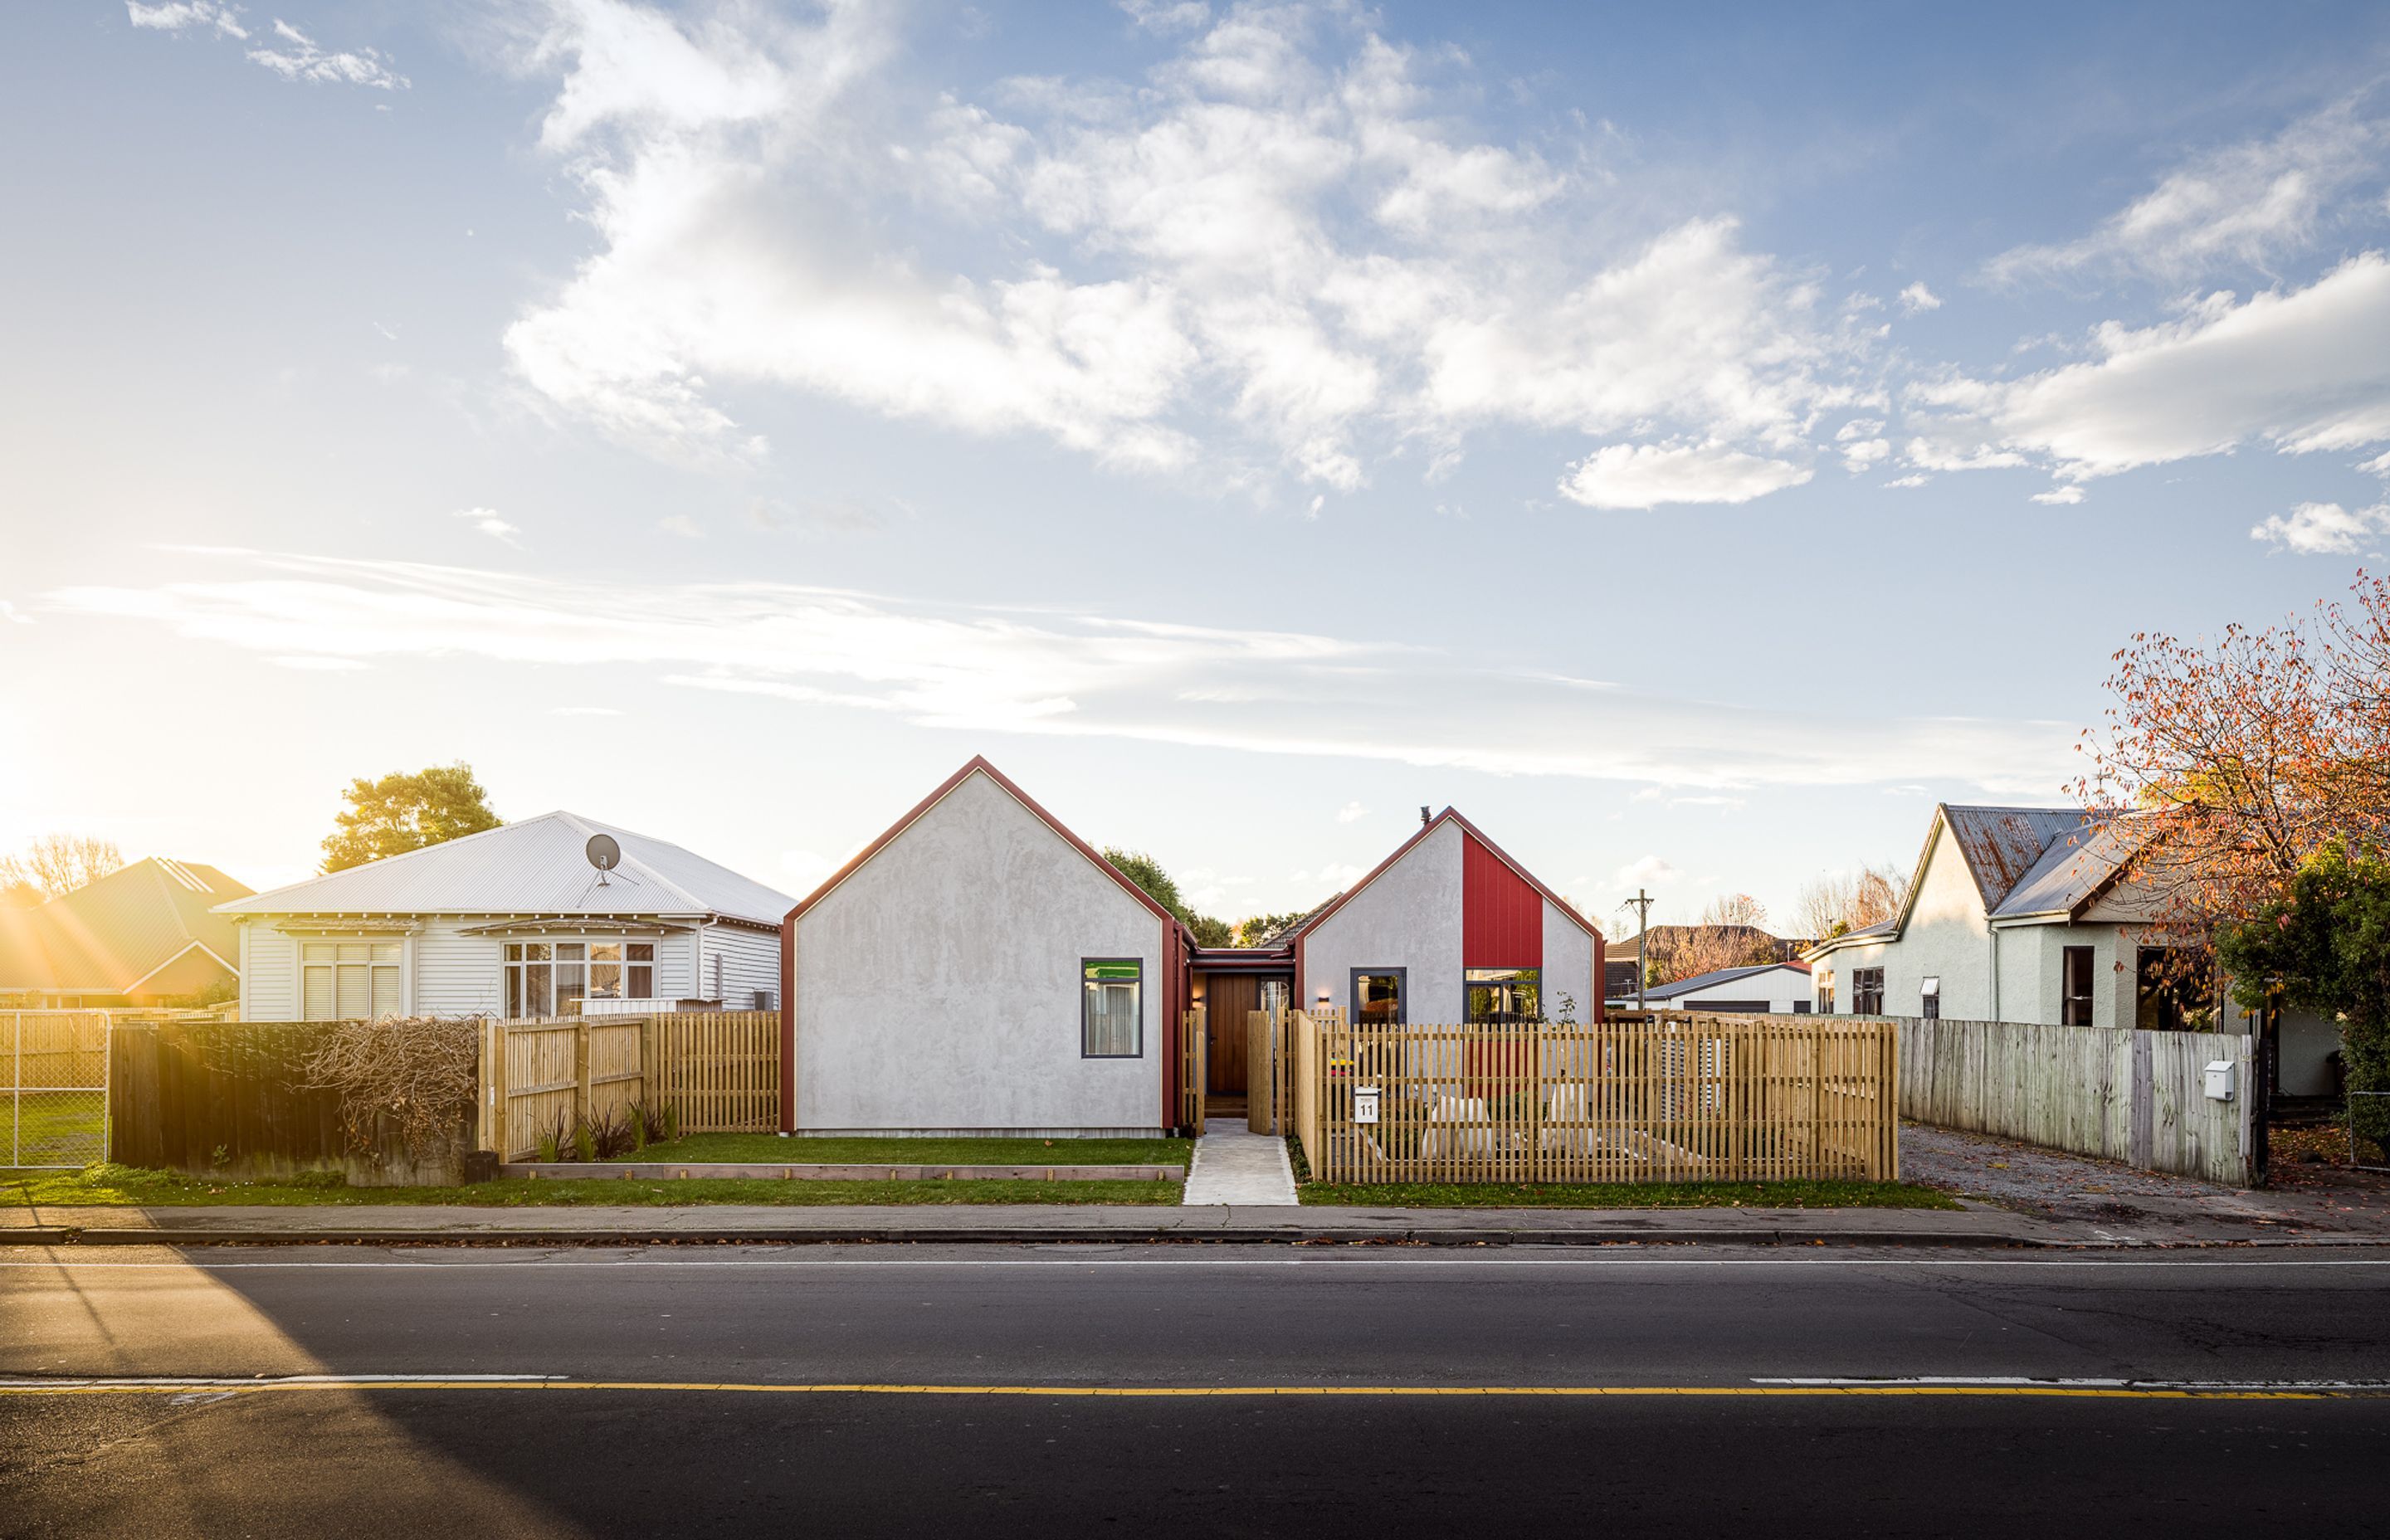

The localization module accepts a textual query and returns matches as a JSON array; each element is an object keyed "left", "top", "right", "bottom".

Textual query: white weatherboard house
[
  {"left": 1625, "top": 962, "right": 1814, "bottom": 1015},
  {"left": 782, "top": 758, "right": 1190, "bottom": 1138},
  {"left": 218, "top": 813, "right": 793, "bottom": 1022},
  {"left": 1802, "top": 804, "right": 2339, "bottom": 1095}
]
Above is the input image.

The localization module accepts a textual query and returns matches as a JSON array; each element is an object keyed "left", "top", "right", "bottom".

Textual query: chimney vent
[{"left": 1420, "top": 805, "right": 1431, "bottom": 827}]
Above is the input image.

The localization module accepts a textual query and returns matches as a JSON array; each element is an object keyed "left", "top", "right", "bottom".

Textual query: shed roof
[
  {"left": 217, "top": 813, "right": 793, "bottom": 928},
  {"left": 1639, "top": 962, "right": 1810, "bottom": 1001},
  {"left": 0, "top": 858, "right": 251, "bottom": 993}
]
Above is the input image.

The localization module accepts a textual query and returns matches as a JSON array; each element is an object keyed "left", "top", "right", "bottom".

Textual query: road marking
[
  {"left": 0, "top": 1374, "right": 2380, "bottom": 1400},
  {"left": 3, "top": 1254, "right": 2389, "bottom": 1271}
]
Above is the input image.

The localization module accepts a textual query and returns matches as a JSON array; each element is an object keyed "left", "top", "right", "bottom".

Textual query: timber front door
[{"left": 1200, "top": 973, "right": 1290, "bottom": 1096}]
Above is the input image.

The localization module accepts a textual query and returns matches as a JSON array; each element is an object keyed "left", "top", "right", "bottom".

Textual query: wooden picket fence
[
  {"left": 1179, "top": 1006, "right": 1207, "bottom": 1134},
  {"left": 1291, "top": 1010, "right": 1899, "bottom": 1185},
  {"left": 480, "top": 1010, "right": 780, "bottom": 1161}
]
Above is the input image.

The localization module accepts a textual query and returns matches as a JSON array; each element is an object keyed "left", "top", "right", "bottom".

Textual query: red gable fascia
[
  {"left": 1286, "top": 808, "right": 1600, "bottom": 947},
  {"left": 783, "top": 756, "right": 1191, "bottom": 935}
]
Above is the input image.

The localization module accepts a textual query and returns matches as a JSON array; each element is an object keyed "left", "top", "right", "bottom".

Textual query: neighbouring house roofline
[
  {"left": 1280, "top": 807, "right": 1602, "bottom": 947},
  {"left": 786, "top": 756, "right": 1193, "bottom": 938},
  {"left": 112, "top": 939, "right": 238, "bottom": 997},
  {"left": 1634, "top": 961, "right": 1812, "bottom": 1001}
]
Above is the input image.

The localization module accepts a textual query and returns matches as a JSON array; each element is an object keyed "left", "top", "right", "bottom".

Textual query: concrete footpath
[{"left": 4, "top": 1197, "right": 2385, "bottom": 1249}]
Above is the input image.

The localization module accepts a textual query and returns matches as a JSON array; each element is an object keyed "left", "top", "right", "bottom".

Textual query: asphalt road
[{"left": 4, "top": 1244, "right": 2388, "bottom": 1537}]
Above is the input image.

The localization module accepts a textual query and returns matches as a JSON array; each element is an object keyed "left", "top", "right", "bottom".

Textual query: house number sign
[{"left": 1353, "top": 1085, "right": 1381, "bottom": 1124}]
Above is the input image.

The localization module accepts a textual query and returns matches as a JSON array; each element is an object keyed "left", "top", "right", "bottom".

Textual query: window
[
  {"left": 1919, "top": 976, "right": 1940, "bottom": 1020},
  {"left": 2135, "top": 947, "right": 2215, "bottom": 1033},
  {"left": 1851, "top": 967, "right": 1885, "bottom": 1016},
  {"left": 1464, "top": 967, "right": 1541, "bottom": 1025},
  {"left": 506, "top": 940, "right": 653, "bottom": 1018},
  {"left": 1816, "top": 971, "right": 1836, "bottom": 1015},
  {"left": 1082, "top": 958, "right": 1142, "bottom": 1057},
  {"left": 2061, "top": 946, "right": 2095, "bottom": 1026},
  {"left": 1352, "top": 969, "right": 1405, "bottom": 1025},
  {"left": 302, "top": 941, "right": 400, "bottom": 1021},
  {"left": 1792, "top": 1000, "right": 1812, "bottom": 1015}
]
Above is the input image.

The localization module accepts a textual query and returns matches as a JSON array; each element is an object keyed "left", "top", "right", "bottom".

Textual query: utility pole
[{"left": 1620, "top": 889, "right": 1655, "bottom": 1015}]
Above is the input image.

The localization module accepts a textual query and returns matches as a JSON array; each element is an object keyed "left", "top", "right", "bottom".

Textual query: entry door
[{"left": 1204, "top": 975, "right": 1261, "bottom": 1094}]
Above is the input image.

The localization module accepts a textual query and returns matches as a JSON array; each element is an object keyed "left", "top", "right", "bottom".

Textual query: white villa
[
  {"left": 217, "top": 812, "right": 793, "bottom": 1022},
  {"left": 1803, "top": 804, "right": 2339, "bottom": 1095}
]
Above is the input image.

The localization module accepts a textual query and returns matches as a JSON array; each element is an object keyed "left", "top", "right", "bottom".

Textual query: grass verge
[
  {"left": 602, "top": 1133, "right": 1191, "bottom": 1167},
  {"left": 2, "top": 1165, "right": 1182, "bottom": 1209},
  {"left": 1297, "top": 1179, "right": 1963, "bottom": 1210}
]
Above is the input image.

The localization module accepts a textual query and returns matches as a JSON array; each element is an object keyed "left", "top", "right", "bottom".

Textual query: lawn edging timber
[
  {"left": 505, "top": 1162, "right": 1181, "bottom": 1182},
  {"left": 1295, "top": 1179, "right": 1963, "bottom": 1210}
]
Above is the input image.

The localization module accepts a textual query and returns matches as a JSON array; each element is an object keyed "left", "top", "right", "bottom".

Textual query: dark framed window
[
  {"left": 1851, "top": 967, "right": 1885, "bottom": 1016},
  {"left": 1816, "top": 972, "right": 1836, "bottom": 1015},
  {"left": 1081, "top": 958, "right": 1143, "bottom": 1057},
  {"left": 1464, "top": 967, "right": 1541, "bottom": 1025},
  {"left": 1351, "top": 968, "right": 1405, "bottom": 1025},
  {"left": 2061, "top": 946, "right": 2095, "bottom": 1026},
  {"left": 1920, "top": 976, "right": 1940, "bottom": 1020},
  {"left": 2135, "top": 948, "right": 2214, "bottom": 1033},
  {"left": 1792, "top": 1000, "right": 1812, "bottom": 1015}
]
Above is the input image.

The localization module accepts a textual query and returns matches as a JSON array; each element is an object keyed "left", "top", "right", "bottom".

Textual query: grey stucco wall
[
  {"left": 1302, "top": 821, "right": 1465, "bottom": 1022},
  {"left": 790, "top": 769, "right": 1166, "bottom": 1134},
  {"left": 1541, "top": 899, "right": 1597, "bottom": 1022}
]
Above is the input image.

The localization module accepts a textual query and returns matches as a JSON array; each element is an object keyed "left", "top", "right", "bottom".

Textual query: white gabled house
[
  {"left": 217, "top": 813, "right": 793, "bottom": 1022},
  {"left": 1803, "top": 803, "right": 2339, "bottom": 1095}
]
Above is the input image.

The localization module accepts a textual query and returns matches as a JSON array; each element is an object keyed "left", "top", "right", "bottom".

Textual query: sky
[{"left": 4, "top": 1, "right": 2389, "bottom": 933}]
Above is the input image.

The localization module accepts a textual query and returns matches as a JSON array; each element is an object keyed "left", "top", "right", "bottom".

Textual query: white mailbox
[
  {"left": 2203, "top": 1060, "right": 2236, "bottom": 1102},
  {"left": 1353, "top": 1085, "right": 1381, "bottom": 1124}
]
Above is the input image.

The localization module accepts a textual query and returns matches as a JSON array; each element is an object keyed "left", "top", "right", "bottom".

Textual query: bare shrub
[{"left": 305, "top": 1016, "right": 480, "bottom": 1161}]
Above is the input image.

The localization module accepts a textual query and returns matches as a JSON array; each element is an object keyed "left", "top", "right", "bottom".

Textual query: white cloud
[
  {"left": 1559, "top": 441, "right": 1812, "bottom": 509},
  {"left": 44, "top": 549, "right": 2081, "bottom": 796},
  {"left": 452, "top": 507, "right": 522, "bottom": 546},
  {"left": 0, "top": 601, "right": 32, "bottom": 626},
  {"left": 125, "top": 2, "right": 246, "bottom": 38},
  {"left": 657, "top": 514, "right": 705, "bottom": 539},
  {"left": 1913, "top": 253, "right": 2390, "bottom": 480},
  {"left": 1984, "top": 98, "right": 2388, "bottom": 285},
  {"left": 2250, "top": 500, "right": 2390, "bottom": 554},
  {"left": 1119, "top": 0, "right": 1212, "bottom": 32},
  {"left": 1897, "top": 281, "right": 1941, "bottom": 314},
  {"left": 267, "top": 655, "right": 368, "bottom": 671},
  {"left": 1617, "top": 855, "right": 1679, "bottom": 887},
  {"left": 246, "top": 19, "right": 408, "bottom": 90},
  {"left": 1885, "top": 473, "right": 1929, "bottom": 488},
  {"left": 1834, "top": 418, "right": 1884, "bottom": 442},
  {"left": 500, "top": 2, "right": 1849, "bottom": 492},
  {"left": 2031, "top": 485, "right": 2085, "bottom": 505},
  {"left": 1841, "top": 436, "right": 1890, "bottom": 471},
  {"left": 1334, "top": 800, "right": 1367, "bottom": 823}
]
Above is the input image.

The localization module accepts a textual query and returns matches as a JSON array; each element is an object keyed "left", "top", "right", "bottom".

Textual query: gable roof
[
  {"left": 1988, "top": 812, "right": 2153, "bottom": 919},
  {"left": 1283, "top": 807, "right": 1600, "bottom": 945},
  {"left": 1937, "top": 806, "right": 2104, "bottom": 913},
  {"left": 788, "top": 757, "right": 1189, "bottom": 933},
  {"left": 1639, "top": 962, "right": 1811, "bottom": 1001},
  {"left": 0, "top": 858, "right": 251, "bottom": 993},
  {"left": 1807, "top": 803, "right": 2128, "bottom": 962},
  {"left": 217, "top": 813, "right": 793, "bottom": 928}
]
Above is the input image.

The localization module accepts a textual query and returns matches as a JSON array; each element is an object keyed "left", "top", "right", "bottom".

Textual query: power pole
[{"left": 1620, "top": 889, "right": 1655, "bottom": 1015}]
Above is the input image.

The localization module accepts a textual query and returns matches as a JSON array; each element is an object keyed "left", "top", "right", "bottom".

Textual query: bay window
[{"left": 505, "top": 940, "right": 653, "bottom": 1018}]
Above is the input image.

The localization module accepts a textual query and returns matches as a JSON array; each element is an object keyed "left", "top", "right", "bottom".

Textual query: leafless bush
[{"left": 305, "top": 1015, "right": 480, "bottom": 1161}]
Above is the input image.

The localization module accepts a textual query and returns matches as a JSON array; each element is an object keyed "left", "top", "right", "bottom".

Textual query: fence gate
[{"left": 5, "top": 1011, "right": 110, "bottom": 1168}]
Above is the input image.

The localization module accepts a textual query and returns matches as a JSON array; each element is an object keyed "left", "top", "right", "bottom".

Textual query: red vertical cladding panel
[{"left": 1462, "top": 835, "right": 1543, "bottom": 967}]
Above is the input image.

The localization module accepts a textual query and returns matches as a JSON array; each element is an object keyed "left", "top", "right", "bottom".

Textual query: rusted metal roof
[
  {"left": 1989, "top": 813, "right": 2152, "bottom": 919},
  {"left": 1940, "top": 806, "right": 2103, "bottom": 912}
]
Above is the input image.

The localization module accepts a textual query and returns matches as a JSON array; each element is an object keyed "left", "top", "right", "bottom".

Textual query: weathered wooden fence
[
  {"left": 479, "top": 1011, "right": 781, "bottom": 1161},
  {"left": 108, "top": 1020, "right": 349, "bottom": 1176},
  {"left": 1897, "top": 1016, "right": 2257, "bottom": 1187},
  {"left": 1293, "top": 1010, "right": 1899, "bottom": 1186},
  {"left": 6, "top": 1010, "right": 111, "bottom": 1167}
]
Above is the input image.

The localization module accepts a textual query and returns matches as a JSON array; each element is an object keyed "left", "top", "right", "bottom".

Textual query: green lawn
[
  {"left": 4, "top": 1094, "right": 107, "bottom": 1166},
  {"left": 1297, "top": 1179, "right": 1963, "bottom": 1210},
  {"left": 2, "top": 1164, "right": 1182, "bottom": 1209},
  {"left": 599, "top": 1133, "right": 1192, "bottom": 1167}
]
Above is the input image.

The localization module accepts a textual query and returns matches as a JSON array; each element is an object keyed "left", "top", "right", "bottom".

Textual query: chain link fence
[{"left": 5, "top": 1011, "right": 110, "bottom": 1168}]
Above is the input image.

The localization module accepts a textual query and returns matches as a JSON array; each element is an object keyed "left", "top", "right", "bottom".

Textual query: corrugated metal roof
[
  {"left": 1940, "top": 806, "right": 2104, "bottom": 911},
  {"left": 217, "top": 812, "right": 793, "bottom": 928},
  {"left": 1640, "top": 962, "right": 1808, "bottom": 1000},
  {"left": 1988, "top": 813, "right": 2151, "bottom": 919},
  {"left": 0, "top": 858, "right": 251, "bottom": 992}
]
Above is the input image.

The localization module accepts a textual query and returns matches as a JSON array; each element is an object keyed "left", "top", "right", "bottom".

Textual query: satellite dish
[{"left": 586, "top": 834, "right": 621, "bottom": 885}]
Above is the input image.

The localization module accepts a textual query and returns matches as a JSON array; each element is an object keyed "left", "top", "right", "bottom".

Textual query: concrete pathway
[{"left": 1180, "top": 1124, "right": 1298, "bottom": 1206}]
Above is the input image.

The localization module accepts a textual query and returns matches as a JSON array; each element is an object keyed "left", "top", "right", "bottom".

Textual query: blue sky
[{"left": 4, "top": 1, "right": 2388, "bottom": 933}]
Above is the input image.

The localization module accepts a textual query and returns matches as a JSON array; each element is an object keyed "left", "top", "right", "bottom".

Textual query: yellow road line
[{"left": 0, "top": 1380, "right": 2373, "bottom": 1401}]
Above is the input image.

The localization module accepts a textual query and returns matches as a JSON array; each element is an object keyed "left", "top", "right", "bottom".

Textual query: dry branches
[{"left": 305, "top": 1015, "right": 480, "bottom": 1160}]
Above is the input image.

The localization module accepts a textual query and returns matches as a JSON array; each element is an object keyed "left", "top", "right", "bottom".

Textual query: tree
[
  {"left": 322, "top": 764, "right": 504, "bottom": 873},
  {"left": 2217, "top": 841, "right": 2390, "bottom": 1146},
  {"left": 0, "top": 834, "right": 124, "bottom": 903},
  {"left": 2075, "top": 573, "right": 2389, "bottom": 955},
  {"left": 1792, "top": 862, "right": 1908, "bottom": 941},
  {"left": 1233, "top": 910, "right": 1313, "bottom": 948}
]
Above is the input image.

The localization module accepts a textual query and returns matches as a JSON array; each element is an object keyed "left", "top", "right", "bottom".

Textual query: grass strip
[
  {"left": 602, "top": 1133, "right": 1191, "bottom": 1167},
  {"left": 1297, "top": 1179, "right": 1963, "bottom": 1210},
  {"left": 2, "top": 1164, "right": 1181, "bottom": 1208}
]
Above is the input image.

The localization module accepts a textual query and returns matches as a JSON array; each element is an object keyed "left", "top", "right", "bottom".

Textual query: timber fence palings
[
  {"left": 1894, "top": 1016, "right": 2256, "bottom": 1187},
  {"left": 480, "top": 1011, "right": 783, "bottom": 1162},
  {"left": 1179, "top": 1006, "right": 1207, "bottom": 1135},
  {"left": 1285, "top": 1011, "right": 1898, "bottom": 1187},
  {"left": 106, "top": 1020, "right": 346, "bottom": 1177}
]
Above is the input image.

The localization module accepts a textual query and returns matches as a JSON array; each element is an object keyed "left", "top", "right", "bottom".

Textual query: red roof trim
[
  {"left": 784, "top": 756, "right": 1191, "bottom": 936},
  {"left": 1284, "top": 808, "right": 1601, "bottom": 945}
]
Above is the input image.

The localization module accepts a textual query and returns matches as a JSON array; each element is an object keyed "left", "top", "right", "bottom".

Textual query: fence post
[{"left": 573, "top": 1019, "right": 592, "bottom": 1128}]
